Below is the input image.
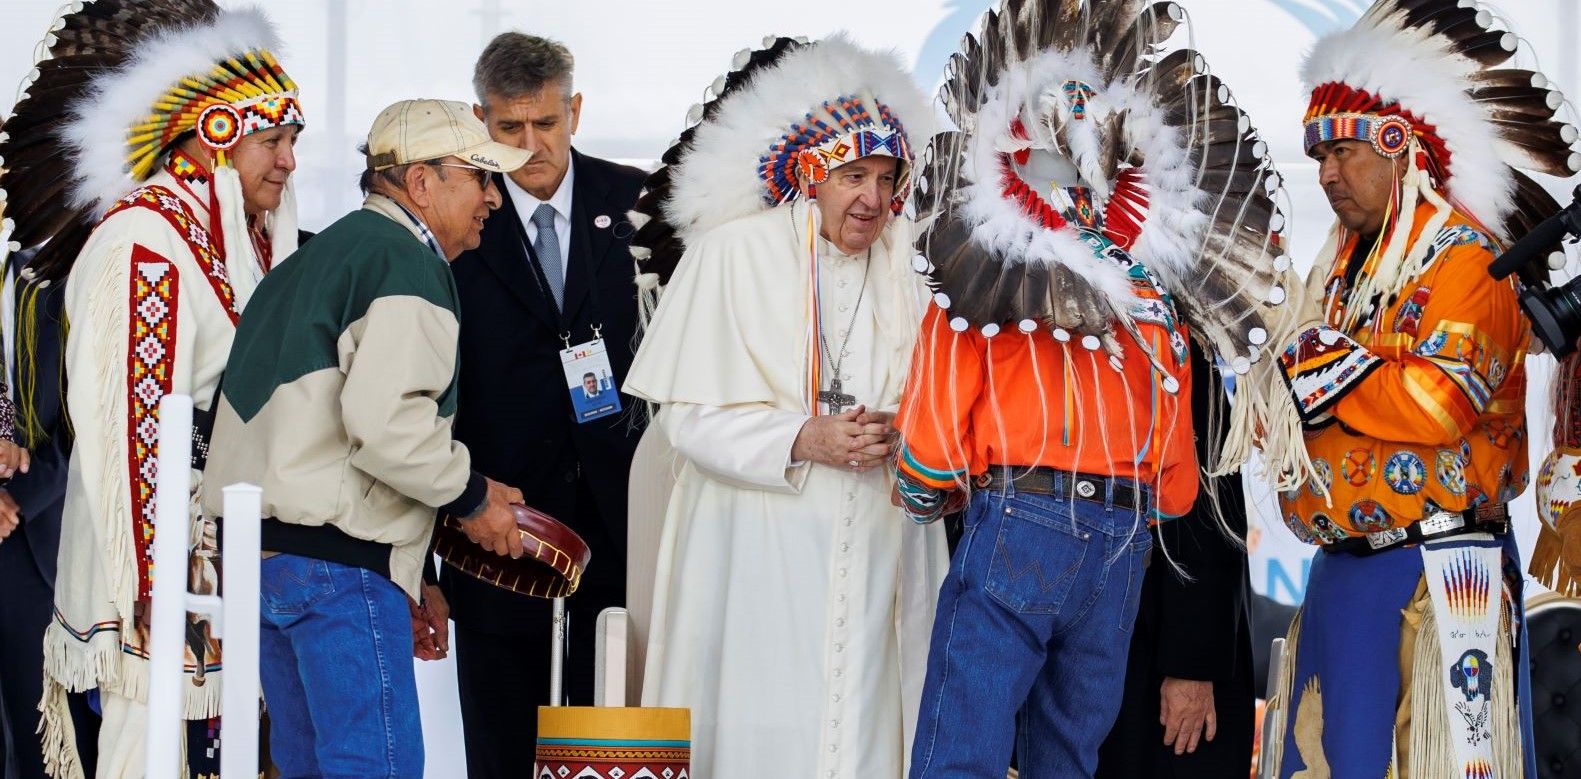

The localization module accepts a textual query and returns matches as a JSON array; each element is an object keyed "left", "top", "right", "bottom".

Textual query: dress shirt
[{"left": 503, "top": 161, "right": 575, "bottom": 285}]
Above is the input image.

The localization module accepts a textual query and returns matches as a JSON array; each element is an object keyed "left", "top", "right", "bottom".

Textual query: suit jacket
[
  {"left": 4, "top": 251, "right": 72, "bottom": 585},
  {"left": 445, "top": 150, "right": 647, "bottom": 632},
  {"left": 1097, "top": 344, "right": 1255, "bottom": 777}
]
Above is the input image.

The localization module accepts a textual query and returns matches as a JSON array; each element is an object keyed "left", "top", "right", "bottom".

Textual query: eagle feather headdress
[
  {"left": 629, "top": 34, "right": 930, "bottom": 290},
  {"left": 1300, "top": 0, "right": 1579, "bottom": 326},
  {"left": 627, "top": 34, "right": 932, "bottom": 414},
  {"left": 913, "top": 0, "right": 1308, "bottom": 483},
  {"left": 919, "top": 0, "right": 1290, "bottom": 368},
  {"left": 0, "top": 0, "right": 303, "bottom": 289}
]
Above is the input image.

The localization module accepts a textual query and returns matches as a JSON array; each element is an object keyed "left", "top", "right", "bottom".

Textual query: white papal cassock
[{"left": 625, "top": 202, "right": 948, "bottom": 778}]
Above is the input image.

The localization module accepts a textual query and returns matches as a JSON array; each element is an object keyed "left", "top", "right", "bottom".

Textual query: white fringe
[
  {"left": 42, "top": 621, "right": 223, "bottom": 720},
  {"left": 82, "top": 237, "right": 139, "bottom": 619},
  {"left": 215, "top": 165, "right": 259, "bottom": 311},
  {"left": 1405, "top": 592, "right": 1523, "bottom": 777},
  {"left": 1217, "top": 353, "right": 1319, "bottom": 497},
  {"left": 38, "top": 682, "right": 85, "bottom": 779},
  {"left": 266, "top": 177, "right": 300, "bottom": 271},
  {"left": 42, "top": 622, "right": 122, "bottom": 694}
]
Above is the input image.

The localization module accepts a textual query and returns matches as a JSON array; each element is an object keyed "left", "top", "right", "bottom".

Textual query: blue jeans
[
  {"left": 258, "top": 554, "right": 422, "bottom": 778},
  {"left": 910, "top": 477, "right": 1153, "bottom": 778}
]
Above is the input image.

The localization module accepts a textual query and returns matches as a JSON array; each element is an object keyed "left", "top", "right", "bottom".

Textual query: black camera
[{"left": 1489, "top": 185, "right": 1581, "bottom": 356}]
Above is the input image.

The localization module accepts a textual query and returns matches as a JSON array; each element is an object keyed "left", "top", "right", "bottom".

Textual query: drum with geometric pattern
[{"left": 535, "top": 706, "right": 690, "bottom": 779}]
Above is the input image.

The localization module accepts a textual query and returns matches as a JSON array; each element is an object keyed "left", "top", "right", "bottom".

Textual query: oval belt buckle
[{"left": 1075, "top": 480, "right": 1098, "bottom": 499}]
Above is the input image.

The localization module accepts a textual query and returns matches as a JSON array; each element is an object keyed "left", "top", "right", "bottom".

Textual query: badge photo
[{"left": 561, "top": 338, "right": 622, "bottom": 423}]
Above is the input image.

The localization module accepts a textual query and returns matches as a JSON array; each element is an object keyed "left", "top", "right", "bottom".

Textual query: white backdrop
[{"left": 2, "top": 1, "right": 1577, "bottom": 775}]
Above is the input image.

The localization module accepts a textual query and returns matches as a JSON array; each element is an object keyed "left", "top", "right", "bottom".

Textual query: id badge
[{"left": 561, "top": 338, "right": 622, "bottom": 423}]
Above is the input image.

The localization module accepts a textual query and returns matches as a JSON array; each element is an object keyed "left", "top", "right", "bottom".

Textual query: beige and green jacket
[{"left": 200, "top": 194, "right": 485, "bottom": 598}]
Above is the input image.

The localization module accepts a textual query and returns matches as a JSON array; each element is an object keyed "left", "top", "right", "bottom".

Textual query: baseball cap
[{"left": 365, "top": 99, "right": 531, "bottom": 173}]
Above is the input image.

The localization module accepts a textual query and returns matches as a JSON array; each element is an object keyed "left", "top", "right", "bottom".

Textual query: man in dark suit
[
  {"left": 0, "top": 251, "right": 98, "bottom": 778},
  {"left": 444, "top": 32, "right": 647, "bottom": 778},
  {"left": 1096, "top": 345, "right": 1255, "bottom": 778}
]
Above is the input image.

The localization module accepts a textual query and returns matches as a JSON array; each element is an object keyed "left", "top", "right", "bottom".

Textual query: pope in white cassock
[{"left": 622, "top": 35, "right": 949, "bottom": 778}]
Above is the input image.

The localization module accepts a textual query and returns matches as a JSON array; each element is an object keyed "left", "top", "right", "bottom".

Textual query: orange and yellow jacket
[{"left": 1275, "top": 204, "right": 1528, "bottom": 544}]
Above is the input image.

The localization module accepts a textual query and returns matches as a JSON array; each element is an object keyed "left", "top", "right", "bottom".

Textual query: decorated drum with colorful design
[
  {"left": 1536, "top": 448, "right": 1581, "bottom": 534},
  {"left": 535, "top": 706, "right": 690, "bottom": 779}
]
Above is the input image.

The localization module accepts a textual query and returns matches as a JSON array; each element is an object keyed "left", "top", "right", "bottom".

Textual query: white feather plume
[
  {"left": 957, "top": 49, "right": 1139, "bottom": 309},
  {"left": 1110, "top": 78, "right": 1208, "bottom": 290},
  {"left": 662, "top": 33, "right": 934, "bottom": 245},
  {"left": 63, "top": 7, "right": 286, "bottom": 216}
]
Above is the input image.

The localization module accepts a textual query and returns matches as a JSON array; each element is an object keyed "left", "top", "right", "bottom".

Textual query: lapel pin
[{"left": 594, "top": 214, "right": 612, "bottom": 229}]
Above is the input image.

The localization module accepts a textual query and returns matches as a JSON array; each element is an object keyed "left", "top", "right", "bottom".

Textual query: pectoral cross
[{"left": 819, "top": 377, "right": 856, "bottom": 414}]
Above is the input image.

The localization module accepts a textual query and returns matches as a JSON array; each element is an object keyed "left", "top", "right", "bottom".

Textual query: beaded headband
[{"left": 759, "top": 95, "right": 913, "bottom": 214}]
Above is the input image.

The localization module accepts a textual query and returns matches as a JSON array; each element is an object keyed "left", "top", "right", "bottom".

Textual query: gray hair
[
  {"left": 473, "top": 33, "right": 575, "bottom": 107},
  {"left": 357, "top": 142, "right": 414, "bottom": 195}
]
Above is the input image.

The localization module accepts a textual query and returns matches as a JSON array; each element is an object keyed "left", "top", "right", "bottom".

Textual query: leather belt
[
  {"left": 977, "top": 466, "right": 1144, "bottom": 512},
  {"left": 1323, "top": 504, "right": 1510, "bottom": 557}
]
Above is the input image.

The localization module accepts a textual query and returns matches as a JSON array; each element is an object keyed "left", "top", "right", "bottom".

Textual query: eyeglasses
[{"left": 425, "top": 162, "right": 491, "bottom": 189}]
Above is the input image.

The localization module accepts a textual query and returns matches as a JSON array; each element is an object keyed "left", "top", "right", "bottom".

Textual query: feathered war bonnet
[
  {"left": 911, "top": 0, "right": 1314, "bottom": 489},
  {"left": 627, "top": 33, "right": 933, "bottom": 414},
  {"left": 0, "top": 1, "right": 304, "bottom": 308},
  {"left": 1300, "top": 0, "right": 1581, "bottom": 327}
]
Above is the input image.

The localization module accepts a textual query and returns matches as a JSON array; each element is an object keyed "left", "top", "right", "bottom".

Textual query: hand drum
[{"left": 434, "top": 503, "right": 591, "bottom": 598}]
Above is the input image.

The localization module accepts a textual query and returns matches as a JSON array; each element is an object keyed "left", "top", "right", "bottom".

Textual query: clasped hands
[{"left": 792, "top": 405, "right": 897, "bottom": 472}]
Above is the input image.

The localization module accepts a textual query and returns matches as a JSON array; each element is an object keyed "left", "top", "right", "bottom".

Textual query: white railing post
[
  {"left": 594, "top": 607, "right": 629, "bottom": 707},
  {"left": 145, "top": 394, "right": 194, "bottom": 779},
  {"left": 220, "top": 483, "right": 263, "bottom": 779}
]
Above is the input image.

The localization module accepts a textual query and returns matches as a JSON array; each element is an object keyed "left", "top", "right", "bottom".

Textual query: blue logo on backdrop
[
  {"left": 1267, "top": 0, "right": 1367, "bottom": 35},
  {"left": 913, "top": 0, "right": 1367, "bottom": 87},
  {"left": 1265, "top": 557, "right": 1312, "bottom": 604}
]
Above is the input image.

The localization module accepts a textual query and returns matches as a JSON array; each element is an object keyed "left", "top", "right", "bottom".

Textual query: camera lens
[{"left": 1521, "top": 279, "right": 1581, "bottom": 356}]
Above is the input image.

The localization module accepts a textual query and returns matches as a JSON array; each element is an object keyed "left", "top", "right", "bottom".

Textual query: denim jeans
[
  {"left": 258, "top": 554, "right": 422, "bottom": 778},
  {"left": 910, "top": 476, "right": 1153, "bottom": 779}
]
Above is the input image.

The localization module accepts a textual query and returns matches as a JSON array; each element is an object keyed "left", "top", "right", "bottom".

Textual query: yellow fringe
[
  {"left": 12, "top": 279, "right": 58, "bottom": 449},
  {"left": 1528, "top": 523, "right": 1581, "bottom": 596}
]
